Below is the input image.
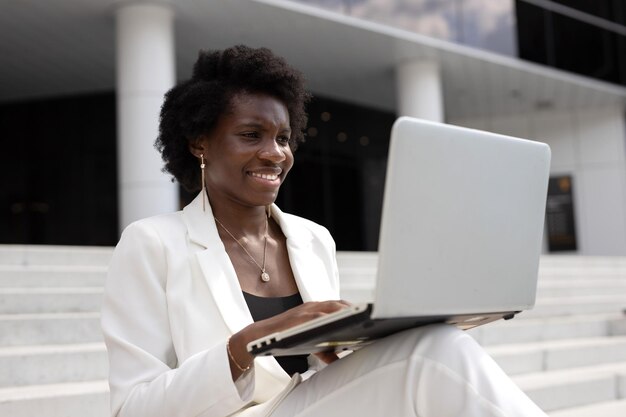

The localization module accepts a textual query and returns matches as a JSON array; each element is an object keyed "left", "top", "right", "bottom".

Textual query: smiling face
[{"left": 195, "top": 92, "right": 294, "bottom": 211}]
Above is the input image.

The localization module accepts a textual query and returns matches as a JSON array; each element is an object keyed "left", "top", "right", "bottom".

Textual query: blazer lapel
[
  {"left": 270, "top": 205, "right": 336, "bottom": 302},
  {"left": 183, "top": 194, "right": 253, "bottom": 334}
]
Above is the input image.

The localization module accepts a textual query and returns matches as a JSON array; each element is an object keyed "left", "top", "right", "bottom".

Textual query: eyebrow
[{"left": 236, "top": 122, "right": 291, "bottom": 133}]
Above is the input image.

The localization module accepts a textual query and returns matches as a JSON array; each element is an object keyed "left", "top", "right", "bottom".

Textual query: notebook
[{"left": 248, "top": 116, "right": 551, "bottom": 357}]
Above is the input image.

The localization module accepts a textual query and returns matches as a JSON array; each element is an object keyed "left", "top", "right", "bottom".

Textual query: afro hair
[{"left": 155, "top": 45, "right": 310, "bottom": 191}]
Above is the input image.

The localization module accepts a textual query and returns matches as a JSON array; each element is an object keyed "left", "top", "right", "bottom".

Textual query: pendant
[{"left": 261, "top": 272, "right": 270, "bottom": 282}]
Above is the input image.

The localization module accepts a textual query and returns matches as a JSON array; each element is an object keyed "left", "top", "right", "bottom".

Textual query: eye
[
  {"left": 277, "top": 135, "right": 291, "bottom": 145},
  {"left": 241, "top": 131, "right": 260, "bottom": 139}
]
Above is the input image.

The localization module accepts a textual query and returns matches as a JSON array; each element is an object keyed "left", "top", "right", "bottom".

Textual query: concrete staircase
[
  {"left": 2, "top": 246, "right": 626, "bottom": 416},
  {"left": 0, "top": 245, "right": 111, "bottom": 417},
  {"left": 338, "top": 252, "right": 626, "bottom": 416}
]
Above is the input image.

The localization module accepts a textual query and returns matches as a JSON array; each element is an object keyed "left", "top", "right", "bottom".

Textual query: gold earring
[{"left": 200, "top": 154, "right": 206, "bottom": 212}]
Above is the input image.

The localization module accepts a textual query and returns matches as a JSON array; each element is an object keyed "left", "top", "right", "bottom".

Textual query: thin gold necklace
[{"left": 214, "top": 215, "right": 270, "bottom": 282}]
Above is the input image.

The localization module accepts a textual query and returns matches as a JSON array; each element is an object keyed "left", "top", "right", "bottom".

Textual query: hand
[
  {"left": 228, "top": 300, "right": 351, "bottom": 380},
  {"left": 253, "top": 300, "right": 352, "bottom": 336}
]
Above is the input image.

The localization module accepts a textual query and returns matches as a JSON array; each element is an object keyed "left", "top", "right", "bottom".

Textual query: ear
[{"left": 188, "top": 135, "right": 209, "bottom": 158}]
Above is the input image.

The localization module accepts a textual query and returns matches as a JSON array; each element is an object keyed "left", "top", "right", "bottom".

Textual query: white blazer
[{"left": 101, "top": 194, "right": 341, "bottom": 417}]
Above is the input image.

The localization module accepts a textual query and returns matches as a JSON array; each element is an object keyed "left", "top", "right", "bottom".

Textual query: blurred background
[
  {"left": 1, "top": 0, "right": 625, "bottom": 255},
  {"left": 1, "top": 1, "right": 626, "bottom": 416}
]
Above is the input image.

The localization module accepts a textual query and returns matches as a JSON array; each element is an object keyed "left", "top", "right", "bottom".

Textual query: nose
[{"left": 258, "top": 137, "right": 286, "bottom": 163}]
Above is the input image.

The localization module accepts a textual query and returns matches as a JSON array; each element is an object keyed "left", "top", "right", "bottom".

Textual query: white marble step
[
  {"left": 2, "top": 254, "right": 615, "bottom": 318},
  {"left": 526, "top": 295, "right": 626, "bottom": 317},
  {"left": 337, "top": 252, "right": 626, "bottom": 277},
  {"left": 0, "top": 343, "right": 107, "bottom": 387},
  {"left": 3, "top": 266, "right": 626, "bottom": 301},
  {"left": 339, "top": 279, "right": 626, "bottom": 317},
  {"left": 3, "top": 246, "right": 625, "bottom": 274},
  {"left": 0, "top": 312, "right": 102, "bottom": 346},
  {"left": 335, "top": 251, "right": 378, "bottom": 269},
  {"left": 336, "top": 266, "right": 626, "bottom": 284},
  {"left": 512, "top": 362, "right": 626, "bottom": 412},
  {"left": 549, "top": 399, "right": 626, "bottom": 417},
  {"left": 468, "top": 313, "right": 626, "bottom": 345},
  {"left": 338, "top": 266, "right": 626, "bottom": 282},
  {"left": 0, "top": 380, "right": 109, "bottom": 417},
  {"left": 337, "top": 258, "right": 626, "bottom": 304},
  {"left": 1, "top": 353, "right": 623, "bottom": 417},
  {"left": 537, "top": 279, "right": 626, "bottom": 297},
  {"left": 2, "top": 361, "right": 622, "bottom": 417},
  {"left": 539, "top": 268, "right": 626, "bottom": 280},
  {"left": 0, "top": 245, "right": 112, "bottom": 266},
  {"left": 0, "top": 288, "right": 103, "bottom": 314},
  {"left": 2, "top": 302, "right": 612, "bottom": 349},
  {"left": 340, "top": 283, "right": 626, "bottom": 306},
  {"left": 5, "top": 283, "right": 618, "bottom": 319},
  {"left": 0, "top": 265, "right": 106, "bottom": 287},
  {"left": 539, "top": 255, "right": 626, "bottom": 269},
  {"left": 486, "top": 336, "right": 626, "bottom": 375}
]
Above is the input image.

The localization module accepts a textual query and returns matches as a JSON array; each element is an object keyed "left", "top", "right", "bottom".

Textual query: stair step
[
  {"left": 0, "top": 288, "right": 103, "bottom": 314},
  {"left": 539, "top": 255, "right": 626, "bottom": 269},
  {"left": 0, "top": 247, "right": 623, "bottom": 416},
  {"left": 487, "top": 336, "right": 626, "bottom": 375},
  {"left": 338, "top": 282, "right": 626, "bottom": 304},
  {"left": 336, "top": 253, "right": 626, "bottom": 278},
  {"left": 0, "top": 343, "right": 107, "bottom": 387},
  {"left": 538, "top": 267, "right": 626, "bottom": 279},
  {"left": 513, "top": 362, "right": 626, "bottom": 411},
  {"left": 0, "top": 313, "right": 102, "bottom": 346},
  {"left": 548, "top": 399, "right": 626, "bottom": 417},
  {"left": 527, "top": 295, "right": 626, "bottom": 317},
  {"left": 538, "top": 280, "right": 626, "bottom": 297},
  {"left": 0, "top": 380, "right": 109, "bottom": 417},
  {"left": 335, "top": 251, "right": 378, "bottom": 269},
  {"left": 339, "top": 285, "right": 375, "bottom": 303},
  {"left": 468, "top": 313, "right": 626, "bottom": 345},
  {"left": 0, "top": 245, "right": 112, "bottom": 267},
  {"left": 337, "top": 271, "right": 626, "bottom": 303},
  {"left": 0, "top": 265, "right": 106, "bottom": 287}
]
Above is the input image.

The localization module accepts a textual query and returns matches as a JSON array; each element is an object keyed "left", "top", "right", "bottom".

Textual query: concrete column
[
  {"left": 115, "top": 1, "right": 177, "bottom": 231},
  {"left": 396, "top": 60, "right": 444, "bottom": 122}
]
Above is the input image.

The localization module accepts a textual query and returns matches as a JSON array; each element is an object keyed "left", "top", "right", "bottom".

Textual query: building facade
[{"left": 1, "top": 0, "right": 625, "bottom": 254}]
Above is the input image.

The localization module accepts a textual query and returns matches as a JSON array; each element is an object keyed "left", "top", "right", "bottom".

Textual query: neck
[{"left": 208, "top": 197, "right": 269, "bottom": 237}]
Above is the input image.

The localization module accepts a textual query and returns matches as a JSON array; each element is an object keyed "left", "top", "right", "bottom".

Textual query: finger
[{"left": 314, "top": 351, "right": 340, "bottom": 364}]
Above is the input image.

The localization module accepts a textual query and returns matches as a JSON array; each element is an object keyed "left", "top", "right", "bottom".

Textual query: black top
[{"left": 242, "top": 291, "right": 309, "bottom": 376}]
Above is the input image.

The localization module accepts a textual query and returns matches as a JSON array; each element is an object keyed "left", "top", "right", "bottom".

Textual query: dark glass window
[
  {"left": 551, "top": 10, "right": 622, "bottom": 84},
  {"left": 551, "top": 0, "right": 625, "bottom": 25},
  {"left": 277, "top": 96, "right": 395, "bottom": 251},
  {"left": 0, "top": 93, "right": 118, "bottom": 245},
  {"left": 545, "top": 176, "right": 577, "bottom": 252},
  {"left": 516, "top": 1, "right": 625, "bottom": 86},
  {"left": 516, "top": 2, "right": 551, "bottom": 65}
]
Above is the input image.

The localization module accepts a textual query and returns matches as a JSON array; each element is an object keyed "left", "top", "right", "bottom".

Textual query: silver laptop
[{"left": 248, "top": 117, "right": 551, "bottom": 357}]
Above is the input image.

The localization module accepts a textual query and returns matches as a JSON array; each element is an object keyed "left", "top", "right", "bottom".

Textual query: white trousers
[{"left": 270, "top": 325, "right": 547, "bottom": 417}]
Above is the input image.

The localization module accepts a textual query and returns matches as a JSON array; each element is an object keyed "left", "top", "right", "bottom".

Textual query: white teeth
[{"left": 251, "top": 172, "right": 279, "bottom": 180}]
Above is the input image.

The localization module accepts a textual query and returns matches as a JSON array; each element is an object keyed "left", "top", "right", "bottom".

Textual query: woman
[{"left": 101, "top": 45, "right": 547, "bottom": 417}]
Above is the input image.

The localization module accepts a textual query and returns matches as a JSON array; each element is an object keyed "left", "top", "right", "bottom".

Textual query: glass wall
[
  {"left": 294, "top": 0, "right": 624, "bottom": 87},
  {"left": 292, "top": 0, "right": 518, "bottom": 56},
  {"left": 550, "top": 0, "right": 625, "bottom": 25},
  {"left": 0, "top": 93, "right": 119, "bottom": 246},
  {"left": 277, "top": 95, "right": 395, "bottom": 251},
  {"left": 516, "top": 0, "right": 626, "bottom": 87}
]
